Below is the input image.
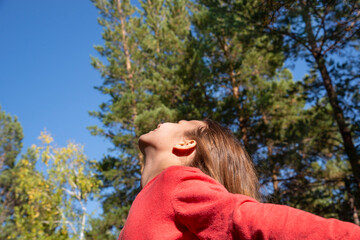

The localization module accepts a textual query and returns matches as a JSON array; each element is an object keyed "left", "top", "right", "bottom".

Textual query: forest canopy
[{"left": 0, "top": 0, "right": 359, "bottom": 239}]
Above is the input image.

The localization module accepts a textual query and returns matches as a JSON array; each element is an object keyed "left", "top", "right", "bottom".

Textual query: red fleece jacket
[{"left": 119, "top": 166, "right": 360, "bottom": 239}]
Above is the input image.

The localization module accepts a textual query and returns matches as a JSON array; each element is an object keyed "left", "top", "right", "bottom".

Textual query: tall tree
[
  {"left": 259, "top": 0, "right": 360, "bottom": 188},
  {"left": 89, "top": 0, "right": 192, "bottom": 237},
  {"left": 89, "top": 0, "right": 151, "bottom": 234},
  {"left": 0, "top": 106, "right": 23, "bottom": 239},
  {"left": 190, "top": 0, "right": 285, "bottom": 147},
  {"left": 189, "top": 0, "right": 287, "bottom": 197},
  {"left": 188, "top": 0, "right": 358, "bottom": 223}
]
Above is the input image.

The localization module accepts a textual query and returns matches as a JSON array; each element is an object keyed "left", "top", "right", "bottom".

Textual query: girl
[{"left": 119, "top": 119, "right": 360, "bottom": 239}]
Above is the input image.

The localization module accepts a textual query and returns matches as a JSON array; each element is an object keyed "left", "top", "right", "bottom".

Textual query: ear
[{"left": 172, "top": 139, "right": 197, "bottom": 157}]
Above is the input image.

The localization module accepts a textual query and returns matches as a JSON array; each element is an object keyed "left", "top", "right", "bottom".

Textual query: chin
[
  {"left": 138, "top": 132, "right": 152, "bottom": 153},
  {"left": 139, "top": 131, "right": 150, "bottom": 143}
]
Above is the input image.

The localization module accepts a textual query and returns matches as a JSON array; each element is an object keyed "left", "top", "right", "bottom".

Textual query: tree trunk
[
  {"left": 316, "top": 56, "right": 360, "bottom": 188},
  {"left": 262, "top": 113, "right": 279, "bottom": 195},
  {"left": 79, "top": 204, "right": 86, "bottom": 240},
  {"left": 116, "top": 0, "right": 137, "bottom": 121},
  {"left": 348, "top": 192, "right": 360, "bottom": 226},
  {"left": 300, "top": 0, "right": 360, "bottom": 188},
  {"left": 345, "top": 178, "right": 360, "bottom": 225},
  {"left": 268, "top": 142, "right": 279, "bottom": 195},
  {"left": 116, "top": 0, "right": 141, "bottom": 168},
  {"left": 220, "top": 36, "right": 249, "bottom": 147}
]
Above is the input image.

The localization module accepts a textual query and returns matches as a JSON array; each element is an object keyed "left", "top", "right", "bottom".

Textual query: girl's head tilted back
[
  {"left": 185, "top": 119, "right": 260, "bottom": 200},
  {"left": 138, "top": 119, "right": 260, "bottom": 200}
]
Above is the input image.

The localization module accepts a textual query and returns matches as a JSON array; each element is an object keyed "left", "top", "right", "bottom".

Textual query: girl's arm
[{"left": 172, "top": 168, "right": 360, "bottom": 240}]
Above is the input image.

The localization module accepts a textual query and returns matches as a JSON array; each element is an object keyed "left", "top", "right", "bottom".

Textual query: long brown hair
[{"left": 185, "top": 119, "right": 261, "bottom": 201}]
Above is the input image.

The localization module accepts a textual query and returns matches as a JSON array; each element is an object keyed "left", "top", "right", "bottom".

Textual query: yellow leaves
[
  {"left": 43, "top": 202, "right": 53, "bottom": 212},
  {"left": 38, "top": 130, "right": 53, "bottom": 144},
  {"left": 41, "top": 147, "right": 51, "bottom": 165},
  {"left": 13, "top": 129, "right": 102, "bottom": 239},
  {"left": 28, "top": 193, "right": 34, "bottom": 201},
  {"left": 33, "top": 211, "right": 40, "bottom": 219},
  {"left": 21, "top": 159, "right": 30, "bottom": 166},
  {"left": 58, "top": 145, "right": 74, "bottom": 156}
]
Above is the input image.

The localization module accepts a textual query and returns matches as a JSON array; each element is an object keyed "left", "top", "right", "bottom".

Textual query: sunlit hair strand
[{"left": 185, "top": 119, "right": 261, "bottom": 201}]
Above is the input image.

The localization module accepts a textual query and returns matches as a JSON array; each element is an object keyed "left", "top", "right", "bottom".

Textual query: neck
[
  {"left": 141, "top": 147, "right": 176, "bottom": 187},
  {"left": 139, "top": 144, "right": 195, "bottom": 187}
]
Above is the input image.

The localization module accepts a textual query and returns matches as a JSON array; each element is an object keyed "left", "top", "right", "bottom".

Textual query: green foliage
[
  {"left": 0, "top": 106, "right": 23, "bottom": 239},
  {"left": 254, "top": 0, "right": 360, "bottom": 223},
  {"left": 11, "top": 131, "right": 101, "bottom": 240},
  {"left": 0, "top": 105, "right": 23, "bottom": 168}
]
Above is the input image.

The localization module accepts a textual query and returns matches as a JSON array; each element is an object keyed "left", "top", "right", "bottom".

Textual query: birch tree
[{"left": 12, "top": 131, "right": 101, "bottom": 240}]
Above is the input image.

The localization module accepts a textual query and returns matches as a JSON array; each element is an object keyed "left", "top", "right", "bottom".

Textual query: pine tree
[
  {"left": 258, "top": 0, "right": 360, "bottom": 190},
  {"left": 189, "top": 0, "right": 285, "bottom": 146},
  {"left": 189, "top": 0, "right": 292, "bottom": 199},
  {"left": 89, "top": 0, "right": 192, "bottom": 236},
  {"left": 0, "top": 106, "right": 23, "bottom": 239},
  {"left": 188, "top": 0, "right": 356, "bottom": 222},
  {"left": 251, "top": 0, "right": 360, "bottom": 224}
]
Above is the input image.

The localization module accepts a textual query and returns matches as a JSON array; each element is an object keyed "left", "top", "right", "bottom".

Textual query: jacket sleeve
[{"left": 171, "top": 169, "right": 360, "bottom": 240}]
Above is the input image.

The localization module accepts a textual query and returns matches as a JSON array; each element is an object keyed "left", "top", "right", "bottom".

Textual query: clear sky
[{"left": 0, "top": 0, "right": 112, "bottom": 161}]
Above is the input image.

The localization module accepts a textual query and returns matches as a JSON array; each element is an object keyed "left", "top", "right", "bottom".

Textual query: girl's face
[
  {"left": 139, "top": 120, "right": 204, "bottom": 152},
  {"left": 138, "top": 120, "right": 204, "bottom": 187}
]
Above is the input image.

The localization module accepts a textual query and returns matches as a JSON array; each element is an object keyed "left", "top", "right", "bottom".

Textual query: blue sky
[{"left": 0, "top": 0, "right": 112, "bottom": 161}]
